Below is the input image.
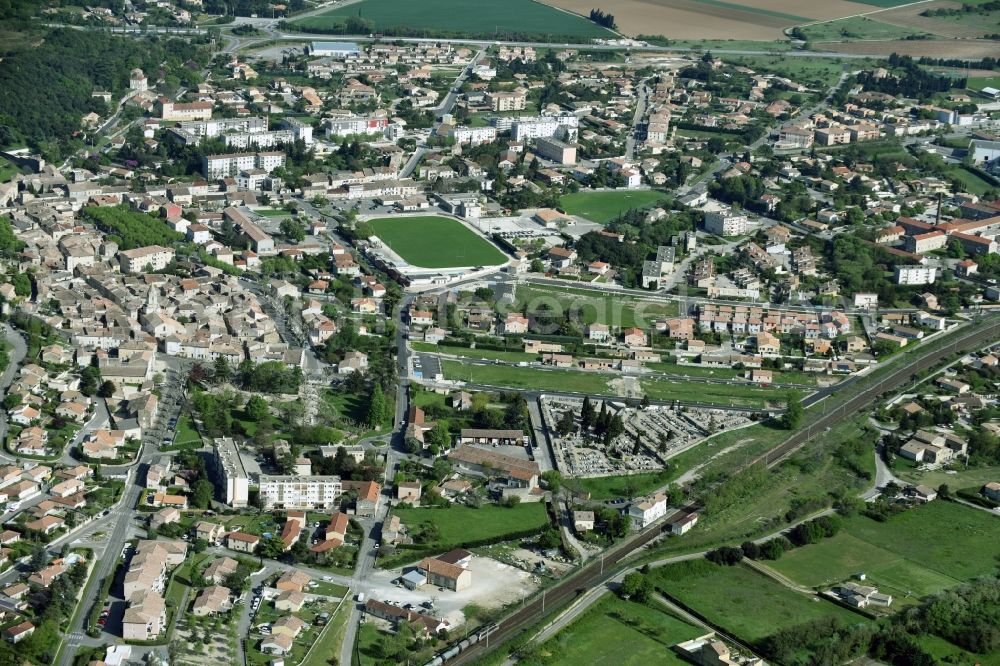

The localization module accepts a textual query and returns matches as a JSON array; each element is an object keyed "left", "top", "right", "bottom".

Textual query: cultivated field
[
  {"left": 292, "top": 0, "right": 615, "bottom": 38},
  {"left": 369, "top": 215, "right": 507, "bottom": 269},
  {"left": 559, "top": 190, "right": 667, "bottom": 224},
  {"left": 539, "top": 0, "right": 882, "bottom": 40},
  {"left": 771, "top": 501, "right": 1000, "bottom": 598},
  {"left": 824, "top": 38, "right": 1000, "bottom": 57},
  {"left": 525, "top": 594, "right": 701, "bottom": 665},
  {"left": 797, "top": 15, "right": 930, "bottom": 42},
  {"left": 651, "top": 559, "right": 864, "bottom": 643}
]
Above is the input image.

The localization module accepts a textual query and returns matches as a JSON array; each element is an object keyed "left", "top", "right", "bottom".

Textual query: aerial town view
[{"left": 0, "top": 0, "right": 999, "bottom": 664}]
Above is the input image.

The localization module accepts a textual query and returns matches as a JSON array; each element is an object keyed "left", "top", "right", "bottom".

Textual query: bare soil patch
[{"left": 542, "top": 0, "right": 885, "bottom": 38}]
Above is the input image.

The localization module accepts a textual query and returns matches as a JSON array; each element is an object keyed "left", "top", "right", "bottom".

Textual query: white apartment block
[
  {"left": 259, "top": 475, "right": 343, "bottom": 510},
  {"left": 118, "top": 245, "right": 175, "bottom": 274},
  {"left": 326, "top": 115, "right": 389, "bottom": 138},
  {"left": 179, "top": 117, "right": 267, "bottom": 138},
  {"left": 511, "top": 116, "right": 579, "bottom": 142},
  {"left": 446, "top": 125, "right": 497, "bottom": 145},
  {"left": 202, "top": 151, "right": 286, "bottom": 179},
  {"left": 704, "top": 209, "right": 748, "bottom": 236},
  {"left": 894, "top": 265, "right": 937, "bottom": 285},
  {"left": 224, "top": 129, "right": 296, "bottom": 149},
  {"left": 213, "top": 437, "right": 249, "bottom": 507}
]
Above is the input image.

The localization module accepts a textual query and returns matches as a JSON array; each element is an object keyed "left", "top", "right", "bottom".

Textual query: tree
[
  {"left": 541, "top": 470, "right": 563, "bottom": 492},
  {"left": 245, "top": 395, "right": 270, "bottom": 423},
  {"left": 706, "top": 546, "right": 744, "bottom": 566},
  {"left": 581, "top": 396, "right": 595, "bottom": 431},
  {"left": 97, "top": 380, "right": 116, "bottom": 398},
  {"left": 619, "top": 572, "right": 650, "bottom": 602},
  {"left": 781, "top": 392, "right": 803, "bottom": 430},
  {"left": 30, "top": 544, "right": 48, "bottom": 571},
  {"left": 280, "top": 218, "right": 306, "bottom": 242},
  {"left": 192, "top": 478, "right": 215, "bottom": 509},
  {"left": 556, "top": 408, "right": 575, "bottom": 436},
  {"left": 213, "top": 356, "right": 231, "bottom": 383},
  {"left": 367, "top": 384, "right": 387, "bottom": 430},
  {"left": 259, "top": 535, "right": 286, "bottom": 559}
]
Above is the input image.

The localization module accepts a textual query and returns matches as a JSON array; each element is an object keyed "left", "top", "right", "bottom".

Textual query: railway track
[
  {"left": 761, "top": 317, "right": 1000, "bottom": 469},
  {"left": 444, "top": 317, "right": 999, "bottom": 666}
]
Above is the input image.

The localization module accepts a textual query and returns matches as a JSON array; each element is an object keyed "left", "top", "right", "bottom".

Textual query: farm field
[
  {"left": 796, "top": 16, "right": 930, "bottom": 43},
  {"left": 769, "top": 531, "right": 962, "bottom": 597},
  {"left": 539, "top": 0, "right": 873, "bottom": 40},
  {"left": 870, "top": 0, "right": 999, "bottom": 39},
  {"left": 650, "top": 559, "right": 864, "bottom": 643},
  {"left": 559, "top": 190, "right": 667, "bottom": 224},
  {"left": 842, "top": 500, "right": 1000, "bottom": 582},
  {"left": 390, "top": 503, "right": 551, "bottom": 549},
  {"left": 290, "top": 0, "right": 615, "bottom": 38},
  {"left": 515, "top": 283, "right": 679, "bottom": 327},
  {"left": 369, "top": 215, "right": 507, "bottom": 269},
  {"left": 824, "top": 38, "right": 1000, "bottom": 58},
  {"left": 523, "top": 594, "right": 701, "bottom": 665}
]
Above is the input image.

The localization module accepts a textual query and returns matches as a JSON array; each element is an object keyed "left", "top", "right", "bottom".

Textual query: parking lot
[{"left": 353, "top": 556, "right": 540, "bottom": 628}]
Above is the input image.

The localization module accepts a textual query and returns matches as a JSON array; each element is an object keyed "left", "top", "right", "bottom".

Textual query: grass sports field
[
  {"left": 525, "top": 594, "right": 700, "bottom": 665},
  {"left": 559, "top": 190, "right": 666, "bottom": 224},
  {"left": 390, "top": 503, "right": 550, "bottom": 547},
  {"left": 369, "top": 216, "right": 507, "bottom": 269},
  {"left": 771, "top": 501, "right": 999, "bottom": 597},
  {"left": 651, "top": 559, "right": 864, "bottom": 643},
  {"left": 291, "top": 0, "right": 614, "bottom": 38}
]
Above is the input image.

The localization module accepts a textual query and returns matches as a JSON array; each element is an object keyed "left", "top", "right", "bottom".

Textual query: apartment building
[
  {"left": 202, "top": 151, "right": 286, "bottom": 179},
  {"left": 894, "top": 265, "right": 937, "bottom": 285},
  {"left": 118, "top": 245, "right": 175, "bottom": 274},
  {"left": 259, "top": 475, "right": 343, "bottom": 510},
  {"left": 533, "top": 137, "right": 576, "bottom": 165},
  {"left": 160, "top": 100, "right": 213, "bottom": 121},
  {"left": 703, "top": 209, "right": 748, "bottom": 236},
  {"left": 485, "top": 90, "right": 527, "bottom": 112},
  {"left": 122, "top": 540, "right": 187, "bottom": 641},
  {"left": 326, "top": 114, "right": 390, "bottom": 138},
  {"left": 510, "top": 115, "right": 578, "bottom": 142},
  {"left": 815, "top": 126, "right": 852, "bottom": 146},
  {"left": 445, "top": 125, "right": 497, "bottom": 145},
  {"left": 213, "top": 437, "right": 249, "bottom": 507},
  {"left": 904, "top": 230, "right": 947, "bottom": 253}
]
